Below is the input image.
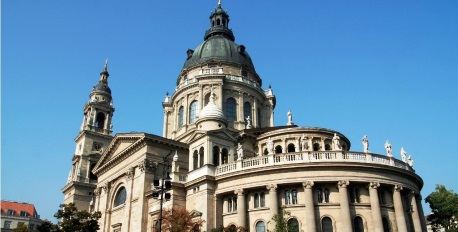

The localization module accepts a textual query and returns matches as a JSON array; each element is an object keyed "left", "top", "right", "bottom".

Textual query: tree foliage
[
  {"left": 267, "top": 210, "right": 297, "bottom": 232},
  {"left": 13, "top": 223, "right": 29, "bottom": 232},
  {"left": 36, "top": 203, "right": 101, "bottom": 232},
  {"left": 37, "top": 220, "right": 60, "bottom": 232},
  {"left": 161, "top": 207, "right": 205, "bottom": 232},
  {"left": 426, "top": 185, "right": 458, "bottom": 232}
]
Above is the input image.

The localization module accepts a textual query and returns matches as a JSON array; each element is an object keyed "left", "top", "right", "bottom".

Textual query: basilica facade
[{"left": 62, "top": 3, "right": 426, "bottom": 232}]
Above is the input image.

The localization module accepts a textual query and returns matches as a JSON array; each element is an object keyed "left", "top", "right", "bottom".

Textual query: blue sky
[{"left": 2, "top": 0, "right": 458, "bottom": 221}]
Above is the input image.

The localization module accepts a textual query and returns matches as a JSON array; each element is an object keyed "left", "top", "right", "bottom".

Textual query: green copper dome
[
  {"left": 183, "top": 35, "right": 256, "bottom": 72},
  {"left": 182, "top": 3, "right": 257, "bottom": 74}
]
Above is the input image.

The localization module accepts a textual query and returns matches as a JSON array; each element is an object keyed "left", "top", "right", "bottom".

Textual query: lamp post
[{"left": 153, "top": 151, "right": 173, "bottom": 232}]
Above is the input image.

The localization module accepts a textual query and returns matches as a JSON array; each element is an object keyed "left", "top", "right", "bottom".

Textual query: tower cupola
[{"left": 204, "top": 0, "right": 234, "bottom": 41}]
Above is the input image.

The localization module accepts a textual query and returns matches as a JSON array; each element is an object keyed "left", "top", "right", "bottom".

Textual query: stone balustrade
[{"left": 216, "top": 151, "right": 413, "bottom": 175}]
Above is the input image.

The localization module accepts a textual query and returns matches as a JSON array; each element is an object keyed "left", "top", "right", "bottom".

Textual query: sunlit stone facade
[{"left": 62, "top": 2, "right": 426, "bottom": 232}]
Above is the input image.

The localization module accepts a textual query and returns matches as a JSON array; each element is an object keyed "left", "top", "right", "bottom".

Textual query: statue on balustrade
[
  {"left": 407, "top": 155, "right": 414, "bottom": 167},
  {"left": 332, "top": 133, "right": 342, "bottom": 150},
  {"left": 362, "top": 135, "right": 369, "bottom": 153},
  {"left": 237, "top": 143, "right": 244, "bottom": 160},
  {"left": 400, "top": 147, "right": 408, "bottom": 163},
  {"left": 385, "top": 140, "right": 393, "bottom": 158},
  {"left": 287, "top": 110, "right": 293, "bottom": 126},
  {"left": 267, "top": 137, "right": 274, "bottom": 155}
]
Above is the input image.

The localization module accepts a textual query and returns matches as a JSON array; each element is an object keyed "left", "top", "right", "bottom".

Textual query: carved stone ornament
[
  {"left": 303, "top": 181, "right": 315, "bottom": 189},
  {"left": 369, "top": 182, "right": 380, "bottom": 189},
  {"left": 234, "top": 189, "right": 244, "bottom": 195},
  {"left": 266, "top": 184, "right": 278, "bottom": 191},
  {"left": 93, "top": 187, "right": 102, "bottom": 196},
  {"left": 394, "top": 184, "right": 403, "bottom": 192},
  {"left": 102, "top": 182, "right": 110, "bottom": 193},
  {"left": 338, "top": 180, "right": 350, "bottom": 188},
  {"left": 125, "top": 167, "right": 135, "bottom": 180},
  {"left": 138, "top": 158, "right": 155, "bottom": 173}
]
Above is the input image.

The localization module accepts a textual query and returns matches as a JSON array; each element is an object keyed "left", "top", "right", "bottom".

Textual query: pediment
[
  {"left": 186, "top": 129, "right": 237, "bottom": 144},
  {"left": 93, "top": 133, "right": 145, "bottom": 173}
]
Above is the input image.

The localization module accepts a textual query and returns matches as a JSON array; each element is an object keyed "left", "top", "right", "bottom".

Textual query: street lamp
[{"left": 152, "top": 151, "right": 173, "bottom": 232}]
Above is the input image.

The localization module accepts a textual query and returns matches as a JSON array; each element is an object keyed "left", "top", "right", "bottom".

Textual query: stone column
[
  {"left": 214, "top": 194, "right": 223, "bottom": 229},
  {"left": 369, "top": 182, "right": 383, "bottom": 232},
  {"left": 237, "top": 93, "right": 244, "bottom": 126},
  {"left": 235, "top": 189, "right": 246, "bottom": 229},
  {"left": 303, "top": 181, "right": 317, "bottom": 232},
  {"left": 410, "top": 191, "right": 424, "bottom": 232},
  {"left": 162, "top": 110, "right": 168, "bottom": 137},
  {"left": 338, "top": 180, "right": 352, "bottom": 232},
  {"left": 393, "top": 185, "right": 408, "bottom": 232},
  {"left": 122, "top": 167, "right": 135, "bottom": 232},
  {"left": 416, "top": 194, "right": 427, "bottom": 232},
  {"left": 267, "top": 184, "right": 279, "bottom": 231}
]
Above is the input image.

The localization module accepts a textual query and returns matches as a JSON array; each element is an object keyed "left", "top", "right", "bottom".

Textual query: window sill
[
  {"left": 111, "top": 204, "right": 125, "bottom": 212},
  {"left": 248, "top": 207, "right": 269, "bottom": 212},
  {"left": 223, "top": 212, "right": 237, "bottom": 216},
  {"left": 282, "top": 204, "right": 305, "bottom": 208}
]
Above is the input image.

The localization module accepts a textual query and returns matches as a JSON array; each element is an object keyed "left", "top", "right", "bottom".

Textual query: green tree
[
  {"left": 425, "top": 185, "right": 458, "bottom": 232},
  {"left": 13, "top": 223, "right": 29, "bottom": 232},
  {"left": 54, "top": 203, "right": 101, "bottom": 232},
  {"left": 268, "top": 210, "right": 293, "bottom": 232},
  {"left": 161, "top": 207, "right": 205, "bottom": 232},
  {"left": 36, "top": 220, "right": 60, "bottom": 232}
]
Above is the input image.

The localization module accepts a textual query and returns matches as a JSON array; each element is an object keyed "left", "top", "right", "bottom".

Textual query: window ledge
[
  {"left": 111, "top": 204, "right": 125, "bottom": 212},
  {"left": 248, "top": 207, "right": 269, "bottom": 212},
  {"left": 223, "top": 212, "right": 237, "bottom": 216},
  {"left": 282, "top": 204, "right": 305, "bottom": 208}
]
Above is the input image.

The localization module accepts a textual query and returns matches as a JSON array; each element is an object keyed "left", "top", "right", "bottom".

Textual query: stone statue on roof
[
  {"left": 362, "top": 135, "right": 369, "bottom": 153},
  {"left": 385, "top": 140, "right": 393, "bottom": 158}
]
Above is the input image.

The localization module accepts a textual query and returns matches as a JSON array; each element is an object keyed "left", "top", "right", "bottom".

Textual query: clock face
[{"left": 93, "top": 142, "right": 102, "bottom": 151}]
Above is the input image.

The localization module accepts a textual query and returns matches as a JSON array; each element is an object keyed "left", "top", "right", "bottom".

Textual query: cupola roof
[{"left": 198, "top": 91, "right": 225, "bottom": 120}]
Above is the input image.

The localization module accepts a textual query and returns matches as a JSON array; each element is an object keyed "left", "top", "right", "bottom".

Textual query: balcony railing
[{"left": 215, "top": 151, "right": 413, "bottom": 176}]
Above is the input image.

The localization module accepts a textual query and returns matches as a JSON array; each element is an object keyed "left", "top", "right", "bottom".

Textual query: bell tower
[{"left": 62, "top": 61, "right": 115, "bottom": 211}]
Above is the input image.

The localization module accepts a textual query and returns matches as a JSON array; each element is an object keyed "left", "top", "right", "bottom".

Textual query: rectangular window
[
  {"left": 7, "top": 209, "right": 14, "bottom": 216},
  {"left": 4, "top": 221, "right": 12, "bottom": 229},
  {"left": 285, "top": 189, "right": 298, "bottom": 205},
  {"left": 20, "top": 211, "right": 28, "bottom": 217}
]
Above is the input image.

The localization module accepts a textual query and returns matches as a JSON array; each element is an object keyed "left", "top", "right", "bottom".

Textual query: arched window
[
  {"left": 189, "top": 101, "right": 199, "bottom": 123},
  {"left": 114, "top": 187, "right": 127, "bottom": 207},
  {"left": 255, "top": 221, "right": 266, "bottom": 232},
  {"left": 275, "top": 145, "right": 283, "bottom": 154},
  {"left": 287, "top": 218, "right": 299, "bottom": 232},
  {"left": 382, "top": 217, "right": 390, "bottom": 232},
  {"left": 213, "top": 146, "right": 220, "bottom": 166},
  {"left": 95, "top": 112, "right": 105, "bottom": 129},
  {"left": 193, "top": 151, "right": 198, "bottom": 170},
  {"left": 263, "top": 148, "right": 268, "bottom": 156},
  {"left": 321, "top": 217, "right": 333, "bottom": 232},
  {"left": 216, "top": 18, "right": 221, "bottom": 26},
  {"left": 178, "top": 106, "right": 184, "bottom": 128},
  {"left": 313, "top": 143, "right": 320, "bottom": 151},
  {"left": 244, "top": 102, "right": 252, "bottom": 121},
  {"left": 199, "top": 147, "right": 204, "bottom": 167},
  {"left": 325, "top": 144, "right": 331, "bottom": 151},
  {"left": 287, "top": 143, "right": 296, "bottom": 153},
  {"left": 221, "top": 148, "right": 228, "bottom": 164},
  {"left": 354, "top": 216, "right": 364, "bottom": 232},
  {"left": 225, "top": 98, "right": 237, "bottom": 122}
]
